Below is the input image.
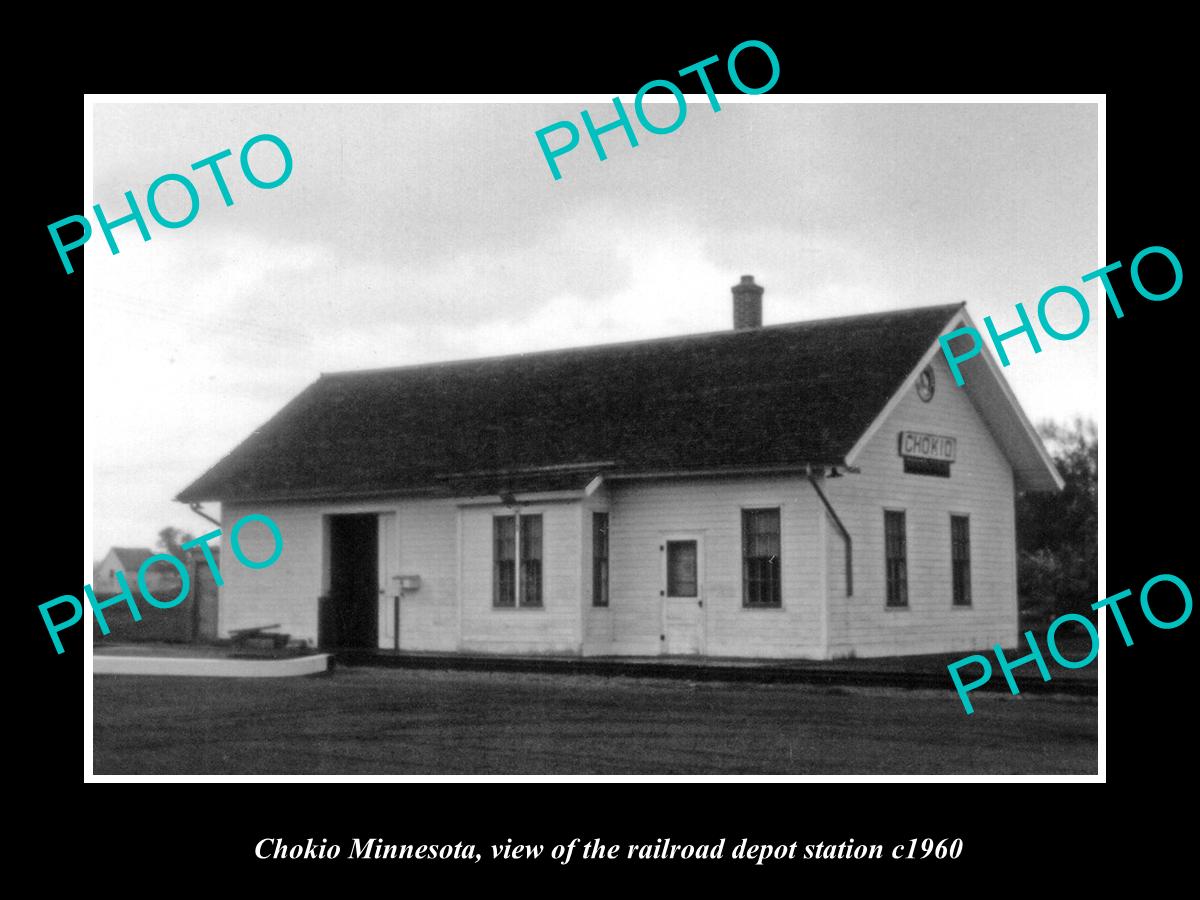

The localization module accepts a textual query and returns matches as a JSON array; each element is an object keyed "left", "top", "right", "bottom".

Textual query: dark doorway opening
[{"left": 320, "top": 514, "right": 378, "bottom": 650}]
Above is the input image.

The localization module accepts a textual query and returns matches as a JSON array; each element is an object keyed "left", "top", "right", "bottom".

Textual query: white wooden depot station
[{"left": 179, "top": 277, "right": 1061, "bottom": 660}]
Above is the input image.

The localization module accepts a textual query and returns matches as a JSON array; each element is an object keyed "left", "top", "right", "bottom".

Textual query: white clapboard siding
[
  {"left": 582, "top": 494, "right": 615, "bottom": 654},
  {"left": 824, "top": 350, "right": 1019, "bottom": 658},
  {"left": 219, "top": 497, "right": 462, "bottom": 650},
  {"left": 603, "top": 476, "right": 825, "bottom": 658},
  {"left": 220, "top": 501, "right": 323, "bottom": 643},
  {"left": 394, "top": 500, "right": 459, "bottom": 651},
  {"left": 458, "top": 502, "right": 582, "bottom": 654},
  {"left": 826, "top": 513, "right": 849, "bottom": 602}
]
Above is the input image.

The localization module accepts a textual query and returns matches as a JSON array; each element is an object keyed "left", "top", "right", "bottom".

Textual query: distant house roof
[
  {"left": 177, "top": 302, "right": 1057, "bottom": 503},
  {"left": 110, "top": 547, "right": 155, "bottom": 571}
]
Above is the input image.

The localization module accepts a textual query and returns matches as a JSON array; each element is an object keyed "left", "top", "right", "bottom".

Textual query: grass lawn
[{"left": 93, "top": 667, "right": 1096, "bottom": 775}]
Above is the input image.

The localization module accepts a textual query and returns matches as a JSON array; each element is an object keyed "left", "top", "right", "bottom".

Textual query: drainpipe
[
  {"left": 188, "top": 502, "right": 222, "bottom": 528},
  {"left": 806, "top": 471, "right": 853, "bottom": 597}
]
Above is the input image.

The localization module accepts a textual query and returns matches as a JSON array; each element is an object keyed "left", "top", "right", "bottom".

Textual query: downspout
[
  {"left": 188, "top": 502, "right": 222, "bottom": 528},
  {"left": 806, "top": 472, "right": 853, "bottom": 597}
]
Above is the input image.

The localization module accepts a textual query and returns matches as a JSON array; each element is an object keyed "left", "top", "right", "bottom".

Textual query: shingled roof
[
  {"left": 110, "top": 547, "right": 155, "bottom": 571},
  {"left": 177, "top": 303, "right": 965, "bottom": 503}
]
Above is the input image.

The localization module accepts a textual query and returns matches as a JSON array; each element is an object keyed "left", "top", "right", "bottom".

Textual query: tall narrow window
[
  {"left": 494, "top": 516, "right": 515, "bottom": 607},
  {"left": 951, "top": 515, "right": 971, "bottom": 606},
  {"left": 884, "top": 510, "right": 908, "bottom": 608},
  {"left": 592, "top": 512, "right": 609, "bottom": 607},
  {"left": 666, "top": 541, "right": 698, "bottom": 597},
  {"left": 520, "top": 514, "right": 543, "bottom": 607},
  {"left": 742, "top": 508, "right": 782, "bottom": 607}
]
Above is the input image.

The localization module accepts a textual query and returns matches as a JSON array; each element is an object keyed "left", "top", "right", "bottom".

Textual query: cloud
[{"left": 88, "top": 101, "right": 1098, "bottom": 557}]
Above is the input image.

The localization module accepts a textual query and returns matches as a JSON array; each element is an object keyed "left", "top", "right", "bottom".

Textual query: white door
[
  {"left": 377, "top": 513, "right": 399, "bottom": 650},
  {"left": 662, "top": 536, "right": 704, "bottom": 655}
]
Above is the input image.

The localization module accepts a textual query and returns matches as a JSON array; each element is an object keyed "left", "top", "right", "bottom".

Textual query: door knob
[{"left": 698, "top": 600, "right": 703, "bottom": 607}]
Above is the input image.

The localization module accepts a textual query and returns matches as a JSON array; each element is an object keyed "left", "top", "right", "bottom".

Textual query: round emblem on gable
[{"left": 916, "top": 365, "right": 935, "bottom": 402}]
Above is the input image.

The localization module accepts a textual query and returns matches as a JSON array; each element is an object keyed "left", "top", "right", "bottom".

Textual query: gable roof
[
  {"left": 178, "top": 302, "right": 1047, "bottom": 503},
  {"left": 851, "top": 307, "right": 1062, "bottom": 493},
  {"left": 109, "top": 547, "right": 155, "bottom": 571}
]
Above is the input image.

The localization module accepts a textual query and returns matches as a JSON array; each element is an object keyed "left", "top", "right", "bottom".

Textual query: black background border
[{"left": 20, "top": 27, "right": 1191, "bottom": 884}]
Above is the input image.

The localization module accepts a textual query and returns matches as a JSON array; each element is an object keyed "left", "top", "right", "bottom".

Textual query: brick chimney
[{"left": 732, "top": 275, "right": 763, "bottom": 329}]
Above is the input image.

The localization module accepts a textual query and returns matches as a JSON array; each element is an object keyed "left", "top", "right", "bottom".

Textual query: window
[
  {"left": 884, "top": 510, "right": 908, "bottom": 608},
  {"left": 493, "top": 513, "right": 544, "bottom": 608},
  {"left": 592, "top": 513, "right": 609, "bottom": 607},
  {"left": 742, "top": 508, "right": 782, "bottom": 607},
  {"left": 493, "top": 516, "right": 516, "bottom": 607},
  {"left": 666, "top": 541, "right": 698, "bottom": 597},
  {"left": 520, "top": 514, "right": 543, "bottom": 607},
  {"left": 951, "top": 515, "right": 971, "bottom": 606}
]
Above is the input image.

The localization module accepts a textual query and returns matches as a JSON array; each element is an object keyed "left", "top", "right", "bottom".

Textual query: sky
[{"left": 87, "top": 100, "right": 1098, "bottom": 559}]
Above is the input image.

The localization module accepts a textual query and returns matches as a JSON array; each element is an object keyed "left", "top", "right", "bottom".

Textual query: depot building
[{"left": 177, "top": 277, "right": 1062, "bottom": 659}]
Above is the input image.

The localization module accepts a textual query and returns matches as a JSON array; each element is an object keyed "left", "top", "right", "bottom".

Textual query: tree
[
  {"left": 157, "top": 526, "right": 196, "bottom": 561},
  {"left": 1015, "top": 417, "right": 1097, "bottom": 624}
]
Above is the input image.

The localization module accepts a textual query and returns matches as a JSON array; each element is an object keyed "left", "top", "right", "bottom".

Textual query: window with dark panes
[
  {"left": 592, "top": 512, "right": 609, "bottom": 607},
  {"left": 951, "top": 515, "right": 971, "bottom": 606},
  {"left": 885, "top": 510, "right": 908, "bottom": 608},
  {"left": 520, "top": 514, "right": 543, "bottom": 607},
  {"left": 493, "top": 516, "right": 515, "bottom": 607},
  {"left": 666, "top": 541, "right": 698, "bottom": 597},
  {"left": 742, "top": 508, "right": 782, "bottom": 607}
]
